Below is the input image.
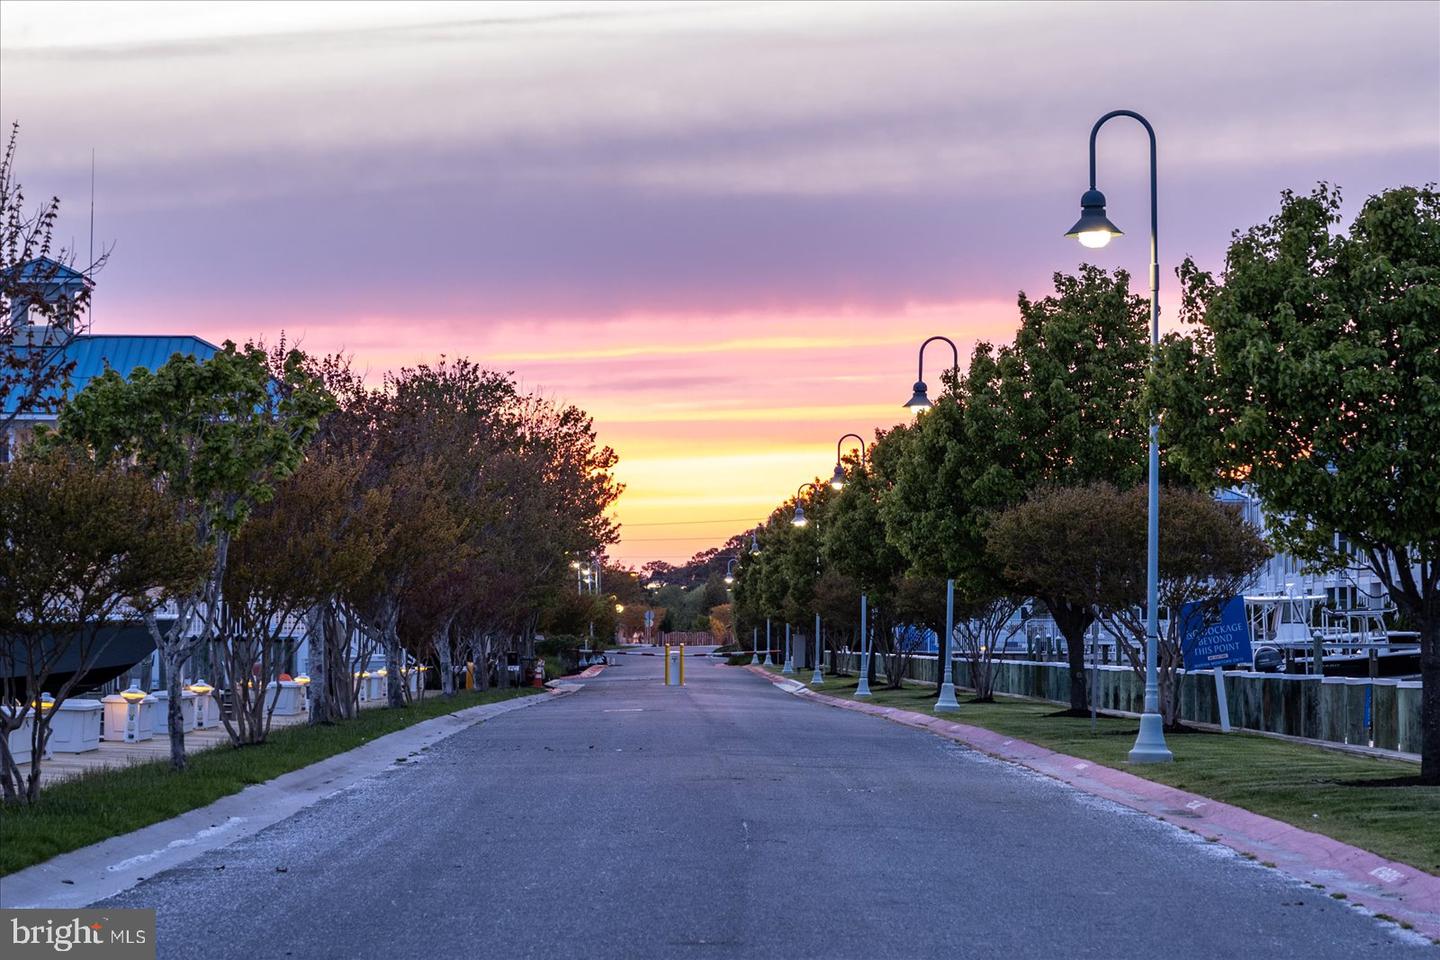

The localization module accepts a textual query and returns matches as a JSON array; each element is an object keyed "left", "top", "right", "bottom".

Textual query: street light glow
[{"left": 1075, "top": 229, "right": 1116, "bottom": 249}]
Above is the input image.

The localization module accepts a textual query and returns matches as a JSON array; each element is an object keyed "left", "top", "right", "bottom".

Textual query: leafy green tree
[
  {"left": 825, "top": 429, "right": 910, "bottom": 685},
  {"left": 1155, "top": 185, "right": 1440, "bottom": 779},
  {"left": 0, "top": 454, "right": 205, "bottom": 801},
  {"left": 43, "top": 341, "right": 332, "bottom": 769},
  {"left": 887, "top": 267, "right": 1149, "bottom": 710}
]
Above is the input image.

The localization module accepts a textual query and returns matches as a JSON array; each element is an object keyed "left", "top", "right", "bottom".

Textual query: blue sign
[{"left": 1180, "top": 596, "right": 1252, "bottom": 671}]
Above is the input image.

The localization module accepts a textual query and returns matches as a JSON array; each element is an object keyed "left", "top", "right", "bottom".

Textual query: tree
[
  {"left": 1155, "top": 184, "right": 1440, "bottom": 779},
  {"left": 0, "top": 454, "right": 205, "bottom": 801},
  {"left": 887, "top": 267, "right": 1149, "bottom": 711},
  {"left": 43, "top": 341, "right": 332, "bottom": 769},
  {"left": 1, "top": 123, "right": 108, "bottom": 434},
  {"left": 824, "top": 431, "right": 910, "bottom": 685},
  {"left": 217, "top": 452, "right": 389, "bottom": 739},
  {"left": 988, "top": 484, "right": 1268, "bottom": 726}
]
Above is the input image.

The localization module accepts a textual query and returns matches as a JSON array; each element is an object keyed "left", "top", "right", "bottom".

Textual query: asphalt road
[{"left": 103, "top": 647, "right": 1427, "bottom": 958}]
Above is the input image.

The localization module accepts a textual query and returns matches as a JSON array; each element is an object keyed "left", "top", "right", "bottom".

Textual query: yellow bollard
[
  {"left": 679, "top": 644, "right": 685, "bottom": 686},
  {"left": 664, "top": 644, "right": 672, "bottom": 686}
]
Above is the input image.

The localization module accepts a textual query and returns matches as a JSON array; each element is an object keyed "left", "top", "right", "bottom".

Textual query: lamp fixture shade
[
  {"left": 791, "top": 504, "right": 808, "bottom": 527},
  {"left": 904, "top": 380, "right": 932, "bottom": 412},
  {"left": 830, "top": 463, "right": 846, "bottom": 490},
  {"left": 1065, "top": 188, "right": 1123, "bottom": 248},
  {"left": 724, "top": 575, "right": 734, "bottom": 585}
]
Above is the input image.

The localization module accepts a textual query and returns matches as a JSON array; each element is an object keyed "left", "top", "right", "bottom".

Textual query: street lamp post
[
  {"left": 725, "top": 557, "right": 737, "bottom": 585},
  {"left": 901, "top": 336, "right": 960, "bottom": 413},
  {"left": 811, "top": 612, "right": 823, "bottom": 686},
  {"left": 855, "top": 593, "right": 872, "bottom": 698},
  {"left": 751, "top": 626, "right": 760, "bottom": 665},
  {"left": 783, "top": 622, "right": 794, "bottom": 675},
  {"left": 935, "top": 579, "right": 960, "bottom": 711},
  {"left": 764, "top": 619, "right": 774, "bottom": 667},
  {"left": 831, "top": 434, "right": 867, "bottom": 490},
  {"left": 1066, "top": 108, "right": 1171, "bottom": 764}
]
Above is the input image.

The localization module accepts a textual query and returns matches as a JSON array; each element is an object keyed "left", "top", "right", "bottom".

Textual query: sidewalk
[{"left": 746, "top": 664, "right": 1440, "bottom": 942}]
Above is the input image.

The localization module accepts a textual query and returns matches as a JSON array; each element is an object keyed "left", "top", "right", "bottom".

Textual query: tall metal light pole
[
  {"left": 1065, "top": 108, "right": 1172, "bottom": 763},
  {"left": 751, "top": 626, "right": 760, "bottom": 665},
  {"left": 935, "top": 579, "right": 960, "bottom": 711},
  {"left": 901, "top": 336, "right": 960, "bottom": 413},
  {"left": 764, "top": 619, "right": 774, "bottom": 667},
  {"left": 855, "top": 593, "right": 872, "bottom": 698},
  {"left": 783, "top": 623, "right": 794, "bottom": 675},
  {"left": 811, "top": 612, "right": 823, "bottom": 685}
]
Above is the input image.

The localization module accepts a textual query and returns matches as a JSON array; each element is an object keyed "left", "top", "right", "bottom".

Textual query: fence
[{"left": 828, "top": 652, "right": 1422, "bottom": 756}]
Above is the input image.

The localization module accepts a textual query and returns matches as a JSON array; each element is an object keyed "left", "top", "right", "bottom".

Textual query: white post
[
  {"left": 1213, "top": 666, "right": 1232, "bottom": 733},
  {"left": 782, "top": 623, "right": 794, "bottom": 674}
]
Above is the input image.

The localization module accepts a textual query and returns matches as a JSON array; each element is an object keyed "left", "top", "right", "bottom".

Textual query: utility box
[{"left": 49, "top": 699, "right": 103, "bottom": 753}]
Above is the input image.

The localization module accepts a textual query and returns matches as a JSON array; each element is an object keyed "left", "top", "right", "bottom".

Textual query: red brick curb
[
  {"left": 552, "top": 663, "right": 606, "bottom": 683},
  {"left": 745, "top": 665, "right": 1440, "bottom": 940}
]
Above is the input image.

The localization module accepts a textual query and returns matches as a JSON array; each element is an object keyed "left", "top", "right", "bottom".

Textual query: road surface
[{"left": 103, "top": 647, "right": 1427, "bottom": 958}]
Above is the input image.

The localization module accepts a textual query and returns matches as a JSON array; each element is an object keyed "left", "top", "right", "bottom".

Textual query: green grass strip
[
  {"left": 0, "top": 687, "right": 541, "bottom": 876},
  {"left": 774, "top": 668, "right": 1438, "bottom": 875}
]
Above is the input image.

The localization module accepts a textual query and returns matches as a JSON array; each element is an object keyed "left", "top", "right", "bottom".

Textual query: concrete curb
[
  {"left": 745, "top": 665, "right": 1440, "bottom": 941},
  {"left": 0, "top": 687, "right": 575, "bottom": 909}
]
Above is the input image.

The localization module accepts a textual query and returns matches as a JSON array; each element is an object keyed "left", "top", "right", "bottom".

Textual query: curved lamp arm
[
  {"left": 903, "top": 335, "right": 961, "bottom": 412},
  {"left": 832, "top": 433, "right": 868, "bottom": 489}
]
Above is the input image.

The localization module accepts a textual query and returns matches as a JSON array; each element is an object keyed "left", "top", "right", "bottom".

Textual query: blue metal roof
[{"left": 4, "top": 334, "right": 220, "bottom": 415}]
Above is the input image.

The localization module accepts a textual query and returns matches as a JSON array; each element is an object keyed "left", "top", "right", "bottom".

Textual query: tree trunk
[
  {"left": 306, "top": 605, "right": 331, "bottom": 725},
  {"left": 164, "top": 647, "right": 187, "bottom": 771},
  {"left": 1421, "top": 615, "right": 1438, "bottom": 785},
  {"left": 1046, "top": 598, "right": 1094, "bottom": 714},
  {"left": 385, "top": 629, "right": 406, "bottom": 708},
  {"left": 438, "top": 624, "right": 455, "bottom": 697}
]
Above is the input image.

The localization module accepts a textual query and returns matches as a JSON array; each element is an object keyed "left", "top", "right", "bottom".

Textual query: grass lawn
[
  {"left": 765, "top": 666, "right": 1438, "bottom": 875},
  {"left": 0, "top": 686, "right": 541, "bottom": 876}
]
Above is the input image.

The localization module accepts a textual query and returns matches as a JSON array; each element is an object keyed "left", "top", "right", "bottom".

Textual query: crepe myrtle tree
[
  {"left": 1154, "top": 184, "right": 1440, "bottom": 780},
  {"left": 987, "top": 483, "right": 1267, "bottom": 726},
  {"left": 42, "top": 340, "right": 333, "bottom": 770},
  {"left": 0, "top": 453, "right": 206, "bottom": 802},
  {"left": 1094, "top": 486, "right": 1270, "bottom": 728}
]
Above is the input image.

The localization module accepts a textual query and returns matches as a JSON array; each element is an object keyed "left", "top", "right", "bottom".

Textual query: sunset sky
[{"left": 3, "top": 0, "right": 1436, "bottom": 567}]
